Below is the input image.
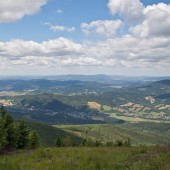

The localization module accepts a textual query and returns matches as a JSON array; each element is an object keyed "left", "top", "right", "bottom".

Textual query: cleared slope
[{"left": 57, "top": 123, "right": 170, "bottom": 145}]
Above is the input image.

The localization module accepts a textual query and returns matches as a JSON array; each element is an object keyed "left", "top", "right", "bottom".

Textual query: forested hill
[{"left": 0, "top": 78, "right": 170, "bottom": 125}]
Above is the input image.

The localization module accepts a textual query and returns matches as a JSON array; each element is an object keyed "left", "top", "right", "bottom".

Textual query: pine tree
[
  {"left": 0, "top": 106, "right": 7, "bottom": 117},
  {"left": 17, "top": 120, "right": 30, "bottom": 149},
  {"left": 0, "top": 107, "right": 18, "bottom": 151},
  {"left": 3, "top": 114, "right": 18, "bottom": 150},
  {"left": 0, "top": 107, "right": 41, "bottom": 153},
  {"left": 28, "top": 130, "right": 40, "bottom": 149},
  {"left": 55, "top": 137, "right": 62, "bottom": 147},
  {"left": 0, "top": 116, "right": 7, "bottom": 152}
]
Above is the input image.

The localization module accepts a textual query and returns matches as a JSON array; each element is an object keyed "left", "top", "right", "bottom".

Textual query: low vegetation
[{"left": 0, "top": 146, "right": 170, "bottom": 170}]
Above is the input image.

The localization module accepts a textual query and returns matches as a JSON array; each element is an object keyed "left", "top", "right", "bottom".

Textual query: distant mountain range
[{"left": 0, "top": 74, "right": 169, "bottom": 84}]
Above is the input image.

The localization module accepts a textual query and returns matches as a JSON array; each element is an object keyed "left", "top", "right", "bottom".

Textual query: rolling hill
[
  {"left": 0, "top": 78, "right": 170, "bottom": 124},
  {"left": 56, "top": 123, "right": 170, "bottom": 145},
  {"left": 27, "top": 121, "right": 83, "bottom": 147}
]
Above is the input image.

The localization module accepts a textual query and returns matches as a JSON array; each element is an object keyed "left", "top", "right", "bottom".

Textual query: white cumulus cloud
[
  {"left": 130, "top": 3, "right": 170, "bottom": 38},
  {"left": 44, "top": 22, "right": 75, "bottom": 33},
  {"left": 81, "top": 20, "right": 123, "bottom": 37},
  {"left": 0, "top": 0, "right": 48, "bottom": 22},
  {"left": 0, "top": 0, "right": 170, "bottom": 75},
  {"left": 0, "top": 36, "right": 169, "bottom": 70},
  {"left": 108, "top": 0, "right": 145, "bottom": 24},
  {"left": 0, "top": 38, "right": 82, "bottom": 59}
]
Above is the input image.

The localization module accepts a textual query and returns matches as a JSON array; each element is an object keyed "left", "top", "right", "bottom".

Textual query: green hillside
[
  {"left": 27, "top": 121, "right": 83, "bottom": 147},
  {"left": 122, "top": 122, "right": 170, "bottom": 136},
  {"left": 57, "top": 123, "right": 170, "bottom": 145}
]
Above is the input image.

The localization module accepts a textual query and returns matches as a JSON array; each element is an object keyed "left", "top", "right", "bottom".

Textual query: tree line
[
  {"left": 0, "top": 106, "right": 40, "bottom": 153},
  {"left": 55, "top": 136, "right": 131, "bottom": 147}
]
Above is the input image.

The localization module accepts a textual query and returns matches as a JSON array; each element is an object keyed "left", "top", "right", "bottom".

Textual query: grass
[
  {"left": 103, "top": 105, "right": 112, "bottom": 111},
  {"left": 0, "top": 146, "right": 169, "bottom": 170}
]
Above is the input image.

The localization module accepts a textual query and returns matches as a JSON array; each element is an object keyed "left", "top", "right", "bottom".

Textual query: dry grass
[{"left": 87, "top": 102, "right": 101, "bottom": 110}]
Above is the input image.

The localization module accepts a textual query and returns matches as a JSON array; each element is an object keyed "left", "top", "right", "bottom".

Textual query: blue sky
[
  {"left": 0, "top": 0, "right": 170, "bottom": 76},
  {"left": 0, "top": 0, "right": 112, "bottom": 42}
]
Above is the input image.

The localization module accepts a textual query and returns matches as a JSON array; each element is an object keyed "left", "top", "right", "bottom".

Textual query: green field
[
  {"left": 110, "top": 114, "right": 163, "bottom": 123},
  {"left": 0, "top": 146, "right": 170, "bottom": 170},
  {"left": 103, "top": 105, "right": 112, "bottom": 111}
]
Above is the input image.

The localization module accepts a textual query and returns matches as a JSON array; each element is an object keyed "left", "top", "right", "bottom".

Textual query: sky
[{"left": 0, "top": 0, "right": 170, "bottom": 76}]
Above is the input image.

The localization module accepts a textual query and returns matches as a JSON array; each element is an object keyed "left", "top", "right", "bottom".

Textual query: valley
[
  {"left": 0, "top": 75, "right": 170, "bottom": 147},
  {"left": 0, "top": 75, "right": 170, "bottom": 170}
]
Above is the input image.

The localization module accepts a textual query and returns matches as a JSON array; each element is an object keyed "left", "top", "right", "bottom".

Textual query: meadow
[{"left": 0, "top": 146, "right": 170, "bottom": 170}]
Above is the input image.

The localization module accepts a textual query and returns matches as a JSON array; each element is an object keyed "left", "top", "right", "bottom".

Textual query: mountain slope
[{"left": 27, "top": 121, "right": 83, "bottom": 147}]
